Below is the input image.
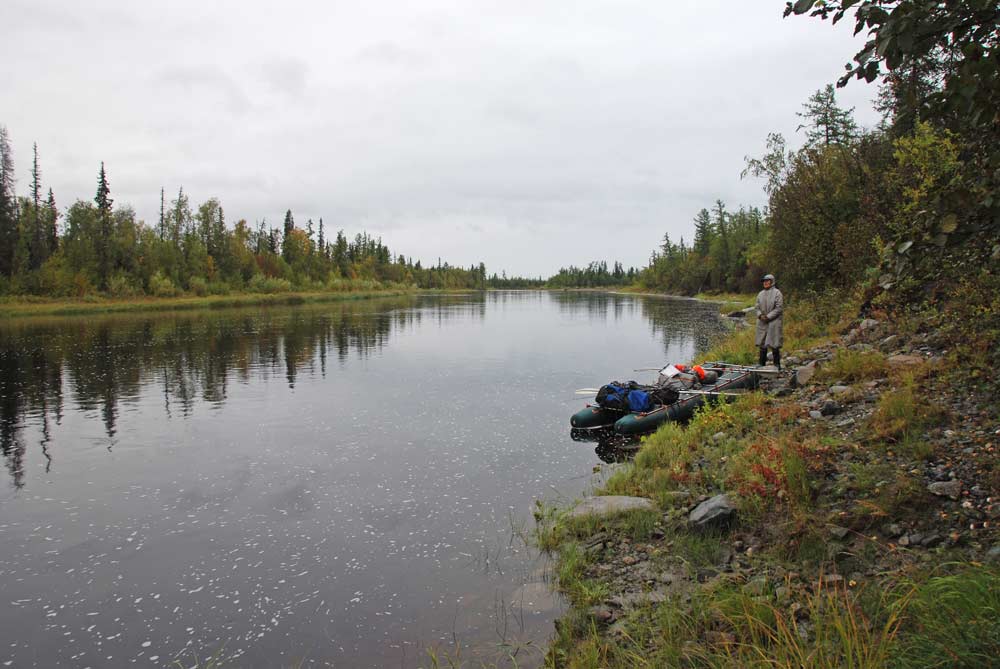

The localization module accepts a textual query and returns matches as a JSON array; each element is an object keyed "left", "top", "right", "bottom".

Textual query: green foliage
[
  {"left": 107, "top": 272, "right": 139, "bottom": 298},
  {"left": 868, "top": 371, "right": 946, "bottom": 459},
  {"left": 767, "top": 135, "right": 895, "bottom": 292},
  {"left": 546, "top": 260, "right": 635, "bottom": 289},
  {"left": 891, "top": 567, "right": 1000, "bottom": 669},
  {"left": 797, "top": 84, "right": 858, "bottom": 147},
  {"left": 640, "top": 204, "right": 768, "bottom": 295},
  {"left": 148, "top": 270, "right": 179, "bottom": 297},
  {"left": 787, "top": 0, "right": 1000, "bottom": 301},
  {"left": 247, "top": 275, "right": 292, "bottom": 294},
  {"left": 814, "top": 350, "right": 890, "bottom": 384}
]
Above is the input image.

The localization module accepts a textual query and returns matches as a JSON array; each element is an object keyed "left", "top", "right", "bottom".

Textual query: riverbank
[
  {"left": 0, "top": 287, "right": 452, "bottom": 318},
  {"left": 539, "top": 292, "right": 1000, "bottom": 667}
]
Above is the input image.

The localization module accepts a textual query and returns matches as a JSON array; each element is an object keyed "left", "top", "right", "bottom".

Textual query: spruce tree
[
  {"left": 797, "top": 84, "right": 858, "bottom": 147},
  {"left": 282, "top": 209, "right": 294, "bottom": 262},
  {"left": 94, "top": 162, "right": 114, "bottom": 288},
  {"left": 693, "top": 209, "right": 713, "bottom": 256},
  {"left": 30, "top": 143, "right": 43, "bottom": 267},
  {"left": 0, "top": 125, "right": 17, "bottom": 277},
  {"left": 158, "top": 187, "right": 166, "bottom": 239},
  {"left": 45, "top": 188, "right": 58, "bottom": 253}
]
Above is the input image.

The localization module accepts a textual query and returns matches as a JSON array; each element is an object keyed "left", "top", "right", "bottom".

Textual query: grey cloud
[
  {"left": 256, "top": 58, "right": 310, "bottom": 99},
  {"left": 154, "top": 66, "right": 252, "bottom": 115},
  {"left": 354, "top": 42, "right": 431, "bottom": 68}
]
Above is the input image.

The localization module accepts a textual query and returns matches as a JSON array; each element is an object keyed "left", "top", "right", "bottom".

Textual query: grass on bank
[
  {"left": 538, "top": 291, "right": 998, "bottom": 668},
  {"left": 0, "top": 285, "right": 432, "bottom": 318},
  {"left": 549, "top": 566, "right": 1000, "bottom": 669}
]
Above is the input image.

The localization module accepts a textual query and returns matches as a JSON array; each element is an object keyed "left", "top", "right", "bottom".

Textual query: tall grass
[
  {"left": 868, "top": 372, "right": 947, "bottom": 459},
  {"left": 814, "top": 349, "right": 890, "bottom": 384},
  {"left": 891, "top": 567, "right": 1000, "bottom": 668}
]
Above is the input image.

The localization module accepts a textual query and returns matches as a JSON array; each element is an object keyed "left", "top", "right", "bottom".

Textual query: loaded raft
[{"left": 570, "top": 362, "right": 763, "bottom": 436}]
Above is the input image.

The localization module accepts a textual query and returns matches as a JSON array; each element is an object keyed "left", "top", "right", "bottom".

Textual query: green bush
[
  {"left": 188, "top": 276, "right": 208, "bottom": 296},
  {"left": 247, "top": 274, "right": 292, "bottom": 293},
  {"left": 149, "top": 271, "right": 179, "bottom": 297},
  {"left": 107, "top": 272, "right": 140, "bottom": 298}
]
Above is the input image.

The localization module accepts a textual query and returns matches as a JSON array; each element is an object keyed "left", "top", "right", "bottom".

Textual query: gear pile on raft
[{"left": 571, "top": 362, "right": 770, "bottom": 436}]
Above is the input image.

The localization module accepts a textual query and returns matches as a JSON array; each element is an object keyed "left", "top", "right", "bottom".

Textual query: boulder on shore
[
  {"left": 688, "top": 494, "right": 736, "bottom": 529},
  {"left": 568, "top": 496, "right": 655, "bottom": 519}
]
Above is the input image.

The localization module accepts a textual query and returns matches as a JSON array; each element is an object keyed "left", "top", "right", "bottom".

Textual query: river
[{"left": 0, "top": 291, "right": 727, "bottom": 668}]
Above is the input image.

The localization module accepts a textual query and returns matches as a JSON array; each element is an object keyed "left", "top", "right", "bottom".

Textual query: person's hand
[{"left": 758, "top": 314, "right": 768, "bottom": 322}]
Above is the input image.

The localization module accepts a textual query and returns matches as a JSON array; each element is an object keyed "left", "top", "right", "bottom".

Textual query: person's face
[{"left": 763, "top": 279, "right": 773, "bottom": 289}]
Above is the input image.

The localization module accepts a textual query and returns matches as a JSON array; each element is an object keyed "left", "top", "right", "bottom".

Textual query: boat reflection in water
[{"left": 569, "top": 427, "right": 640, "bottom": 463}]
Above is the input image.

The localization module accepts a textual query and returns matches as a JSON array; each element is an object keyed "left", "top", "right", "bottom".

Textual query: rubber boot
[
  {"left": 772, "top": 347, "right": 781, "bottom": 370},
  {"left": 758, "top": 347, "right": 768, "bottom": 367}
]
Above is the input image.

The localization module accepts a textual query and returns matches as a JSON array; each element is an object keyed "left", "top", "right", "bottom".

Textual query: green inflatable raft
[{"left": 612, "top": 366, "right": 758, "bottom": 436}]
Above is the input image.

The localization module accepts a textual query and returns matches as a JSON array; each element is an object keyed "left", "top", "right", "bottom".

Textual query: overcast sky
[{"left": 2, "top": 0, "right": 880, "bottom": 277}]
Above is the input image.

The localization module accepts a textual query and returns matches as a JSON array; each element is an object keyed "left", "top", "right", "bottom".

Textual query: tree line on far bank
[{"left": 0, "top": 137, "right": 551, "bottom": 297}]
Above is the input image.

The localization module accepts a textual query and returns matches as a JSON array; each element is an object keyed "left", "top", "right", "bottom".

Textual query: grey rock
[
  {"left": 927, "top": 480, "right": 962, "bottom": 500},
  {"left": 809, "top": 410, "right": 824, "bottom": 419},
  {"left": 795, "top": 362, "right": 818, "bottom": 386},
  {"left": 888, "top": 354, "right": 924, "bottom": 367},
  {"left": 609, "top": 591, "right": 667, "bottom": 608},
  {"left": 569, "top": 495, "right": 655, "bottom": 519},
  {"left": 920, "top": 534, "right": 943, "bottom": 548},
  {"left": 589, "top": 605, "right": 614, "bottom": 623},
  {"left": 985, "top": 546, "right": 1000, "bottom": 564},
  {"left": 828, "top": 525, "right": 850, "bottom": 540},
  {"left": 830, "top": 385, "right": 851, "bottom": 395},
  {"left": 712, "top": 431, "right": 727, "bottom": 443},
  {"left": 689, "top": 494, "right": 736, "bottom": 529},
  {"left": 879, "top": 334, "right": 899, "bottom": 349},
  {"left": 835, "top": 417, "right": 857, "bottom": 428},
  {"left": 822, "top": 574, "right": 845, "bottom": 585},
  {"left": 820, "top": 400, "right": 842, "bottom": 416},
  {"left": 859, "top": 318, "right": 880, "bottom": 331}
]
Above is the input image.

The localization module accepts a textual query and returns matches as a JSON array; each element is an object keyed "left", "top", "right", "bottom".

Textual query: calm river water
[{"left": 0, "top": 291, "right": 726, "bottom": 668}]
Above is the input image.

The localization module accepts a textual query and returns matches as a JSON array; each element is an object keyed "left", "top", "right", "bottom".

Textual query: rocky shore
[{"left": 540, "top": 303, "right": 1000, "bottom": 667}]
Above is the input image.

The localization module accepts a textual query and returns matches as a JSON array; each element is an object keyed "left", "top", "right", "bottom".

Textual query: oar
[
  {"left": 678, "top": 389, "right": 748, "bottom": 397},
  {"left": 703, "top": 363, "right": 783, "bottom": 378}
]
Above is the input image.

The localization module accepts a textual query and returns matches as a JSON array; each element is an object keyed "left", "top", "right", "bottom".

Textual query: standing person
[{"left": 756, "top": 273, "right": 784, "bottom": 369}]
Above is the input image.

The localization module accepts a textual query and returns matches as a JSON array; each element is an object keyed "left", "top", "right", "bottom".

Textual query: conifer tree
[
  {"left": 282, "top": 209, "right": 294, "bottom": 262},
  {"left": 693, "top": 209, "right": 713, "bottom": 256},
  {"left": 797, "top": 84, "right": 858, "bottom": 147},
  {"left": 158, "top": 187, "right": 166, "bottom": 239},
  {"left": 94, "top": 162, "right": 113, "bottom": 288},
  {"left": 30, "top": 143, "right": 43, "bottom": 266},
  {"left": 45, "top": 188, "right": 58, "bottom": 253},
  {"left": 0, "top": 125, "right": 17, "bottom": 277}
]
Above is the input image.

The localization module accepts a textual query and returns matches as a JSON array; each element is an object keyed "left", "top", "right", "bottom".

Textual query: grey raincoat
[{"left": 755, "top": 286, "right": 784, "bottom": 348}]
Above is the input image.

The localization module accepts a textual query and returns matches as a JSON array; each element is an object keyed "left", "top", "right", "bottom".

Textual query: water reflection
[
  {"left": 569, "top": 428, "right": 638, "bottom": 463},
  {"left": 0, "top": 295, "right": 483, "bottom": 487}
]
